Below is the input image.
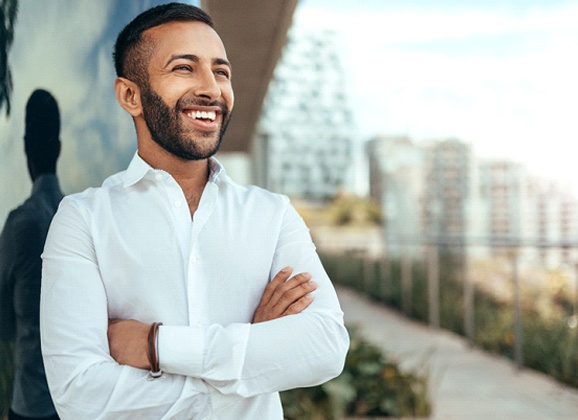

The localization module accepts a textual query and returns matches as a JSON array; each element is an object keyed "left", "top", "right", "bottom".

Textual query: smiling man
[{"left": 39, "top": 3, "right": 349, "bottom": 419}]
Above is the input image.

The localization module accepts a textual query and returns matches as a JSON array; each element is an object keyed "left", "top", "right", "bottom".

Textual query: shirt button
[
  {"left": 155, "top": 173, "right": 163, "bottom": 181},
  {"left": 174, "top": 200, "right": 182, "bottom": 208},
  {"left": 190, "top": 255, "right": 197, "bottom": 264}
]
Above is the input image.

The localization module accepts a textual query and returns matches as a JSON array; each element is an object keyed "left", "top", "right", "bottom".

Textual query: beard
[{"left": 140, "top": 85, "right": 231, "bottom": 160}]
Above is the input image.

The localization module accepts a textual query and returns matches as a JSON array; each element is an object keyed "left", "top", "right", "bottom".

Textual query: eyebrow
[{"left": 165, "top": 54, "right": 232, "bottom": 71}]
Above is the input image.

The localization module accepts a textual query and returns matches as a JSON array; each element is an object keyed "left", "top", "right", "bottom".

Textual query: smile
[{"left": 186, "top": 110, "right": 217, "bottom": 121}]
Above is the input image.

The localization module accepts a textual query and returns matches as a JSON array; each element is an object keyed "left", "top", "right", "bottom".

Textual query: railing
[{"left": 320, "top": 234, "right": 578, "bottom": 386}]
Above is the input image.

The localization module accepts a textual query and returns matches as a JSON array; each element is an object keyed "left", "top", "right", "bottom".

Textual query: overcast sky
[{"left": 298, "top": 0, "right": 578, "bottom": 189}]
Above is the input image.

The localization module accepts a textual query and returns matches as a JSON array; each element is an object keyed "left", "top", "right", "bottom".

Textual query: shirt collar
[{"left": 123, "top": 151, "right": 226, "bottom": 188}]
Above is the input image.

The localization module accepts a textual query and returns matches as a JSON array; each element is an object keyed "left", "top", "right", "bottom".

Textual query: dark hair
[{"left": 113, "top": 2, "right": 213, "bottom": 86}]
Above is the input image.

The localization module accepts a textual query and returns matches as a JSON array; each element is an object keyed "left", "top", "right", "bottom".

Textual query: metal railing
[{"left": 323, "top": 234, "right": 578, "bottom": 375}]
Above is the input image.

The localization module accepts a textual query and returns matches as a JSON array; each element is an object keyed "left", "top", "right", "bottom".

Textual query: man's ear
[{"left": 114, "top": 77, "right": 142, "bottom": 117}]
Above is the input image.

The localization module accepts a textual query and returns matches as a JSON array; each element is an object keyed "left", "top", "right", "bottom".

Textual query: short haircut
[{"left": 113, "top": 2, "right": 214, "bottom": 86}]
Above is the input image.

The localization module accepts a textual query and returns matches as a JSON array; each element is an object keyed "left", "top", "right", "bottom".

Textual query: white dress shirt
[{"left": 40, "top": 153, "right": 349, "bottom": 419}]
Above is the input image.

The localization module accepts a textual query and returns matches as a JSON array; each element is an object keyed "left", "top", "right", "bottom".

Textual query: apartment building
[
  {"left": 252, "top": 25, "right": 353, "bottom": 201},
  {"left": 368, "top": 136, "right": 578, "bottom": 267}
]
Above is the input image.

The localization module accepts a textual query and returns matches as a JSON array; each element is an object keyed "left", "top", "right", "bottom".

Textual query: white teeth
[{"left": 187, "top": 110, "right": 216, "bottom": 121}]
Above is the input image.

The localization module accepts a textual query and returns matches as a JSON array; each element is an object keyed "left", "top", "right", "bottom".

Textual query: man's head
[
  {"left": 24, "top": 89, "right": 61, "bottom": 180},
  {"left": 113, "top": 2, "right": 234, "bottom": 161},
  {"left": 113, "top": 2, "right": 213, "bottom": 87}
]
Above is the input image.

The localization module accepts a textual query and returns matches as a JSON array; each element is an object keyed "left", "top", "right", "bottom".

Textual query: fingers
[
  {"left": 258, "top": 266, "right": 293, "bottom": 308},
  {"left": 284, "top": 292, "right": 315, "bottom": 315},
  {"left": 252, "top": 270, "right": 318, "bottom": 323},
  {"left": 269, "top": 272, "right": 316, "bottom": 311}
]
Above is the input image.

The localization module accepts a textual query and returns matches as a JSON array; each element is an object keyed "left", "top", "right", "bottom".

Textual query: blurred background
[{"left": 2, "top": 0, "right": 578, "bottom": 418}]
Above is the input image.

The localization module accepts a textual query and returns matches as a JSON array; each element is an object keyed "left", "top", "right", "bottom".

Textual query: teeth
[{"left": 187, "top": 110, "right": 216, "bottom": 121}]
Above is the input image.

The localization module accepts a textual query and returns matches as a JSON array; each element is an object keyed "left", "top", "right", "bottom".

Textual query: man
[
  {"left": 0, "top": 89, "right": 62, "bottom": 420},
  {"left": 40, "top": 3, "right": 349, "bottom": 419}
]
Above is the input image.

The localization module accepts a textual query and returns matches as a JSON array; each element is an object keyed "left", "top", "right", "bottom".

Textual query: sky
[
  {"left": 1, "top": 0, "right": 577, "bottom": 227},
  {"left": 297, "top": 0, "right": 578, "bottom": 189}
]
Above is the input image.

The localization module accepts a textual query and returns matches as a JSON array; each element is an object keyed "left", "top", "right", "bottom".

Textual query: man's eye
[
  {"left": 173, "top": 65, "right": 192, "bottom": 72},
  {"left": 215, "top": 69, "right": 230, "bottom": 78}
]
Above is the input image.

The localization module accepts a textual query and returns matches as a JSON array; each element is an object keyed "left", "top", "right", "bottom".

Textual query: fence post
[
  {"left": 363, "top": 255, "right": 373, "bottom": 296},
  {"left": 511, "top": 249, "right": 523, "bottom": 369},
  {"left": 463, "top": 246, "right": 474, "bottom": 346},
  {"left": 427, "top": 244, "right": 440, "bottom": 328},
  {"left": 401, "top": 249, "right": 412, "bottom": 315},
  {"left": 381, "top": 255, "right": 391, "bottom": 303}
]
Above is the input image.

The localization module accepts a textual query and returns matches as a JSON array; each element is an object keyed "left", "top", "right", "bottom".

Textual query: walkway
[{"left": 336, "top": 286, "right": 578, "bottom": 420}]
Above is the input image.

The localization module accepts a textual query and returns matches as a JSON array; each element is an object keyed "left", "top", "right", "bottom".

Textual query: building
[
  {"left": 478, "top": 161, "right": 534, "bottom": 244},
  {"left": 533, "top": 179, "right": 578, "bottom": 267},
  {"left": 252, "top": 25, "right": 353, "bottom": 201},
  {"left": 368, "top": 134, "right": 578, "bottom": 269},
  {"left": 367, "top": 136, "right": 424, "bottom": 257},
  {"left": 421, "top": 138, "right": 472, "bottom": 250},
  {"left": 477, "top": 160, "right": 537, "bottom": 260}
]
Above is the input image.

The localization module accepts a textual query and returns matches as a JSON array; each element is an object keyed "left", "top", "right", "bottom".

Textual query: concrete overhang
[{"left": 201, "top": 0, "right": 298, "bottom": 153}]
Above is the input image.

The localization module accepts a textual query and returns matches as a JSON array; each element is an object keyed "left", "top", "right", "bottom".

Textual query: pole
[
  {"left": 428, "top": 244, "right": 440, "bottom": 328},
  {"left": 401, "top": 250, "right": 412, "bottom": 315},
  {"left": 512, "top": 250, "right": 523, "bottom": 369},
  {"left": 463, "top": 245, "right": 474, "bottom": 346},
  {"left": 381, "top": 255, "right": 391, "bottom": 303}
]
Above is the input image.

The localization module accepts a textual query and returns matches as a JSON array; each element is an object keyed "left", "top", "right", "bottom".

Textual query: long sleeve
[
  {"left": 158, "top": 202, "right": 350, "bottom": 397},
  {"left": 0, "top": 213, "right": 17, "bottom": 342},
  {"left": 1, "top": 209, "right": 45, "bottom": 341},
  {"left": 40, "top": 201, "right": 206, "bottom": 420}
]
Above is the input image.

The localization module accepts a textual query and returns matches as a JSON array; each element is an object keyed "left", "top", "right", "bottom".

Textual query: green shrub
[{"left": 281, "top": 327, "right": 431, "bottom": 419}]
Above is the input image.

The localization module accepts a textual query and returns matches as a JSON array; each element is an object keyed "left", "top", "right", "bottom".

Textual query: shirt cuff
[{"left": 158, "top": 325, "right": 205, "bottom": 377}]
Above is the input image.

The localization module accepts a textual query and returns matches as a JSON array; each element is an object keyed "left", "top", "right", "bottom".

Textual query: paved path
[{"left": 337, "top": 286, "right": 578, "bottom": 420}]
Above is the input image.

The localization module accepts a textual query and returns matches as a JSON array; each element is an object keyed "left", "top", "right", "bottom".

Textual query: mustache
[{"left": 176, "top": 97, "right": 229, "bottom": 115}]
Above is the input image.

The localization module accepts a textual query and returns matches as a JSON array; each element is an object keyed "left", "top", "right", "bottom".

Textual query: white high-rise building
[
  {"left": 367, "top": 135, "right": 578, "bottom": 268},
  {"left": 252, "top": 25, "right": 353, "bottom": 201},
  {"left": 476, "top": 160, "right": 538, "bottom": 261},
  {"left": 421, "top": 139, "right": 473, "bottom": 248},
  {"left": 367, "top": 136, "right": 424, "bottom": 257}
]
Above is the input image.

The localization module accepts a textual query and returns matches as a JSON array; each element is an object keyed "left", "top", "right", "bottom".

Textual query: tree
[
  {"left": 327, "top": 193, "right": 383, "bottom": 227},
  {"left": 0, "top": 0, "right": 18, "bottom": 117}
]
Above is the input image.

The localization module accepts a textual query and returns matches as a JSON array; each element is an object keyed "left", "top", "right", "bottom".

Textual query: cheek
[
  {"left": 225, "top": 89, "right": 234, "bottom": 110},
  {"left": 153, "top": 81, "right": 187, "bottom": 105},
  {"left": 219, "top": 81, "right": 233, "bottom": 105}
]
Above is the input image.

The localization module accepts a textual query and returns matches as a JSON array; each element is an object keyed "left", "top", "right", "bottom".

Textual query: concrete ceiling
[{"left": 201, "top": 0, "right": 298, "bottom": 152}]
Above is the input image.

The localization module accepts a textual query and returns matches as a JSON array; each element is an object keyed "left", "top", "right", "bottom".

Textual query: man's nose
[{"left": 194, "top": 68, "right": 221, "bottom": 100}]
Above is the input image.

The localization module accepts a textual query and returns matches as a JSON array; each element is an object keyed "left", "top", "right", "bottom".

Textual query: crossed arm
[
  {"left": 41, "top": 198, "right": 348, "bottom": 418},
  {"left": 108, "top": 268, "right": 317, "bottom": 370}
]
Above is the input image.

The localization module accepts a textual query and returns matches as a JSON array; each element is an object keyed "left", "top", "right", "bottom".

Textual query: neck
[
  {"left": 30, "top": 170, "right": 56, "bottom": 183},
  {"left": 137, "top": 144, "right": 210, "bottom": 215}
]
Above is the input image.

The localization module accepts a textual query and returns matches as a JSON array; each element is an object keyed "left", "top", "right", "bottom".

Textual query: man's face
[{"left": 139, "top": 21, "right": 234, "bottom": 160}]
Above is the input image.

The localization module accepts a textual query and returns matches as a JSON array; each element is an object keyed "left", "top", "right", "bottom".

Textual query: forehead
[{"left": 143, "top": 20, "right": 228, "bottom": 63}]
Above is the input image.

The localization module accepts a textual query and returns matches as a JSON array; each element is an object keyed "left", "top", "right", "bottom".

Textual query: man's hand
[
  {"left": 252, "top": 267, "right": 317, "bottom": 323},
  {"left": 108, "top": 319, "right": 150, "bottom": 369}
]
